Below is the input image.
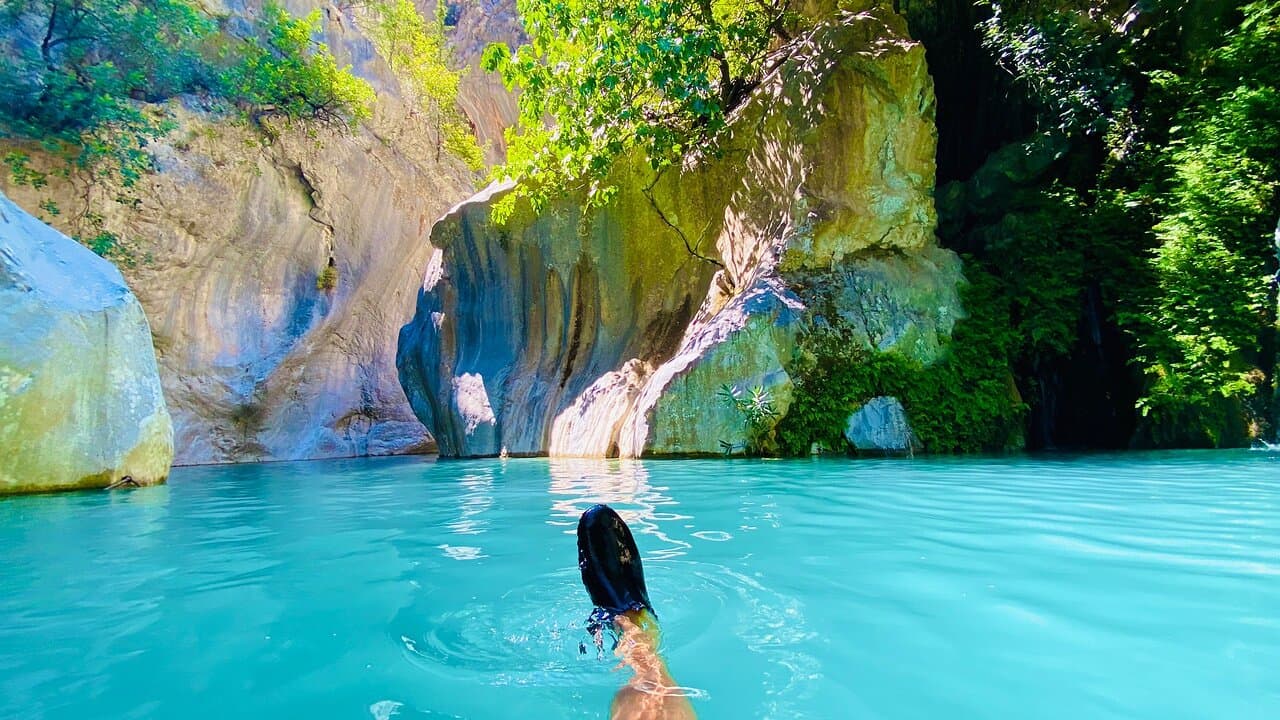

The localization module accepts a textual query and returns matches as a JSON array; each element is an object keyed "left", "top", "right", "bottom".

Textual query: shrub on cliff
[
  {"left": 0, "top": 0, "right": 373, "bottom": 254},
  {"left": 362, "top": 0, "right": 483, "bottom": 170},
  {"left": 222, "top": 3, "right": 374, "bottom": 128}
]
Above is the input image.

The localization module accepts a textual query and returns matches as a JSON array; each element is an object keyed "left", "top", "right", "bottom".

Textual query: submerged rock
[
  {"left": 0, "top": 192, "right": 173, "bottom": 494},
  {"left": 399, "top": 5, "right": 961, "bottom": 456}
]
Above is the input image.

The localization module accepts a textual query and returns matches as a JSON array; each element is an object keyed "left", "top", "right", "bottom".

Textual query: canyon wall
[{"left": 1, "top": 0, "right": 518, "bottom": 464}]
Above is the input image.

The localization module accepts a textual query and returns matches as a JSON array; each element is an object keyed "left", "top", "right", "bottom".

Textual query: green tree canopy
[
  {"left": 0, "top": 0, "right": 218, "bottom": 139},
  {"left": 1136, "top": 0, "right": 1280, "bottom": 438},
  {"left": 973, "top": 0, "right": 1280, "bottom": 444},
  {"left": 482, "top": 0, "right": 794, "bottom": 217}
]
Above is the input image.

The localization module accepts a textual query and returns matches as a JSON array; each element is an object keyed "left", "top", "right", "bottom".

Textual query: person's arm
[{"left": 609, "top": 610, "right": 697, "bottom": 720}]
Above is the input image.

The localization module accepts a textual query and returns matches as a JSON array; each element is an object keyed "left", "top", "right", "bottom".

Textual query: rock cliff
[
  {"left": 398, "top": 5, "right": 963, "bottom": 457},
  {"left": 450, "top": 0, "right": 523, "bottom": 164},
  {"left": 1, "top": 0, "right": 506, "bottom": 464},
  {"left": 0, "top": 192, "right": 173, "bottom": 494}
]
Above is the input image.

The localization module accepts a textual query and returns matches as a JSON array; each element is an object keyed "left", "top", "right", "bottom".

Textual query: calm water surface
[{"left": 1, "top": 452, "right": 1278, "bottom": 719}]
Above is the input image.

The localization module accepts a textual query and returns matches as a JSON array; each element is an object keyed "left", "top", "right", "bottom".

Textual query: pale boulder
[
  {"left": 0, "top": 193, "right": 173, "bottom": 495},
  {"left": 844, "top": 396, "right": 918, "bottom": 452}
]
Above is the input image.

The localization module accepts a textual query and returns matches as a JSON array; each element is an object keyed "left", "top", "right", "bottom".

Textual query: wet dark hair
[{"left": 577, "top": 504, "right": 654, "bottom": 628}]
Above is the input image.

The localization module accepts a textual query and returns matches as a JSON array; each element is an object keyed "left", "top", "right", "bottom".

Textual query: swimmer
[{"left": 577, "top": 504, "right": 697, "bottom": 720}]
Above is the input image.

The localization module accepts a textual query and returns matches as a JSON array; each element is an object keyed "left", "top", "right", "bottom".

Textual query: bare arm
[{"left": 608, "top": 611, "right": 697, "bottom": 720}]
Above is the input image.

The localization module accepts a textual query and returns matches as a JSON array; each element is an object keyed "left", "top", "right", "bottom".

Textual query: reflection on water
[
  {"left": 548, "top": 459, "right": 694, "bottom": 560},
  {"left": 545, "top": 458, "right": 818, "bottom": 712},
  {"left": 440, "top": 468, "right": 495, "bottom": 561}
]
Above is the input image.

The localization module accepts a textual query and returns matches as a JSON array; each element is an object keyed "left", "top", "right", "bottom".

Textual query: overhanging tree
[{"left": 481, "top": 0, "right": 796, "bottom": 221}]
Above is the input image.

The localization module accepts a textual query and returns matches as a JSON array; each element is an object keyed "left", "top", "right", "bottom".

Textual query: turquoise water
[{"left": 2, "top": 452, "right": 1278, "bottom": 719}]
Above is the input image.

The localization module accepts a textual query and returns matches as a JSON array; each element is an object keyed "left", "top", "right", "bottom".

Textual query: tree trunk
[{"left": 41, "top": 2, "right": 60, "bottom": 69}]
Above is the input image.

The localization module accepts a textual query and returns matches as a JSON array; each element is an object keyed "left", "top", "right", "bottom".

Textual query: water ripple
[{"left": 1, "top": 452, "right": 1277, "bottom": 719}]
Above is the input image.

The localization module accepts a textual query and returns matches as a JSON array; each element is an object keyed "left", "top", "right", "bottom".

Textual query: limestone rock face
[
  {"left": 397, "top": 165, "right": 722, "bottom": 456},
  {"left": 0, "top": 193, "right": 173, "bottom": 494},
  {"left": 450, "top": 0, "right": 523, "bottom": 164},
  {"left": 399, "top": 6, "right": 961, "bottom": 456},
  {"left": 0, "top": 0, "right": 507, "bottom": 464}
]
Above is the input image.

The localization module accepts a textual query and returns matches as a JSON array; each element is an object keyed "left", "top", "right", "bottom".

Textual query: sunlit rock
[
  {"left": 0, "top": 192, "right": 173, "bottom": 494},
  {"left": 398, "top": 5, "right": 961, "bottom": 457},
  {"left": 397, "top": 162, "right": 720, "bottom": 456},
  {"left": 449, "top": 0, "right": 524, "bottom": 164}
]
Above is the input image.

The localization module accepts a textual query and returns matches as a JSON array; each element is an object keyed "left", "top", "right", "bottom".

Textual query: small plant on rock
[
  {"left": 316, "top": 264, "right": 339, "bottom": 291},
  {"left": 718, "top": 383, "right": 779, "bottom": 455}
]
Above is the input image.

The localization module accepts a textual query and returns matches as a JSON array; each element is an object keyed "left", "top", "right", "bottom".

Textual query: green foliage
[
  {"left": 0, "top": 0, "right": 204, "bottom": 214},
  {"left": 1130, "top": 0, "right": 1280, "bottom": 439},
  {"left": 776, "top": 271, "right": 1026, "bottom": 456},
  {"left": 443, "top": 121, "right": 485, "bottom": 171},
  {"left": 362, "top": 0, "right": 482, "bottom": 169},
  {"left": 317, "top": 264, "right": 339, "bottom": 291},
  {"left": 84, "top": 229, "right": 128, "bottom": 261},
  {"left": 969, "top": 1, "right": 1280, "bottom": 445},
  {"left": 984, "top": 187, "right": 1089, "bottom": 357},
  {"left": 0, "top": 0, "right": 217, "bottom": 138},
  {"left": 0, "top": 0, "right": 373, "bottom": 257},
  {"left": 979, "top": 182, "right": 1149, "bottom": 356},
  {"left": 4, "top": 152, "right": 49, "bottom": 191},
  {"left": 979, "top": 0, "right": 1135, "bottom": 137},
  {"left": 366, "top": 0, "right": 458, "bottom": 101},
  {"left": 717, "top": 383, "right": 779, "bottom": 454},
  {"left": 482, "top": 0, "right": 793, "bottom": 219},
  {"left": 223, "top": 3, "right": 375, "bottom": 128}
]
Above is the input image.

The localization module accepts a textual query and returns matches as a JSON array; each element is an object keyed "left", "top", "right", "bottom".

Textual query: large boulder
[
  {"left": 0, "top": 193, "right": 173, "bottom": 495},
  {"left": 397, "top": 161, "right": 725, "bottom": 457},
  {"left": 398, "top": 5, "right": 961, "bottom": 457}
]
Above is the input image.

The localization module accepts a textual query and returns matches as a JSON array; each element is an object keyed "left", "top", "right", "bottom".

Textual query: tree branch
[
  {"left": 693, "top": 0, "right": 736, "bottom": 110},
  {"left": 40, "top": 1, "right": 60, "bottom": 69}
]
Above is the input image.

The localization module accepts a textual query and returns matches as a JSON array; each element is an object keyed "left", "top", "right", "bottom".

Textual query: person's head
[{"left": 577, "top": 504, "right": 654, "bottom": 617}]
